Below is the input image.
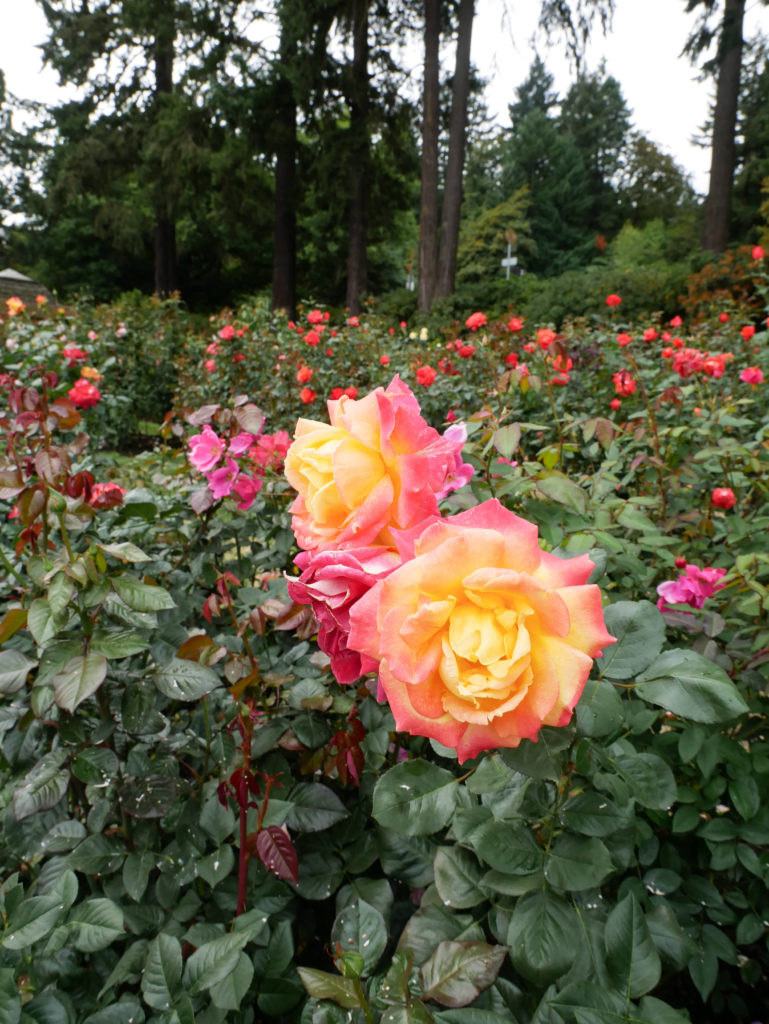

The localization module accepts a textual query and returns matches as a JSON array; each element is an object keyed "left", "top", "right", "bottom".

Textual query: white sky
[{"left": 1, "top": 0, "right": 767, "bottom": 196}]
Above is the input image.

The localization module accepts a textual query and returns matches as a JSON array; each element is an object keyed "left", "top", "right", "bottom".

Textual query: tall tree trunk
[
  {"left": 434, "top": 0, "right": 474, "bottom": 301},
  {"left": 417, "top": 0, "right": 440, "bottom": 313},
  {"left": 701, "top": 0, "right": 745, "bottom": 253},
  {"left": 345, "top": 0, "right": 369, "bottom": 314},
  {"left": 153, "top": 0, "right": 176, "bottom": 298},
  {"left": 271, "top": 13, "right": 298, "bottom": 317}
]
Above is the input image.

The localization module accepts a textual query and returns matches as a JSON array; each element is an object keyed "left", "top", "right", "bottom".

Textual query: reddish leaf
[
  {"left": 0, "top": 608, "right": 27, "bottom": 645},
  {"left": 255, "top": 826, "right": 298, "bottom": 883}
]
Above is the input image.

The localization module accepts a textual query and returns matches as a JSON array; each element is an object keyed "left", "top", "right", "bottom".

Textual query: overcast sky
[{"left": 2, "top": 0, "right": 768, "bottom": 195}]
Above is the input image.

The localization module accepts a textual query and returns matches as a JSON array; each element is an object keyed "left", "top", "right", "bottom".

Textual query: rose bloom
[
  {"left": 288, "top": 546, "right": 401, "bottom": 684},
  {"left": 617, "top": 333, "right": 632, "bottom": 347},
  {"left": 741, "top": 325, "right": 756, "bottom": 341},
  {"left": 380, "top": 354, "right": 390, "bottom": 365},
  {"left": 711, "top": 487, "right": 736, "bottom": 510},
  {"left": 204, "top": 359, "right": 216, "bottom": 372},
  {"left": 347, "top": 500, "right": 615, "bottom": 762},
  {"left": 605, "top": 294, "right": 622, "bottom": 307},
  {"left": 740, "top": 366, "right": 764, "bottom": 384},
  {"left": 416, "top": 365, "right": 437, "bottom": 387},
  {"left": 662, "top": 347, "right": 674, "bottom": 359},
  {"left": 329, "top": 387, "right": 344, "bottom": 401},
  {"left": 610, "top": 397, "right": 621, "bottom": 411},
  {"left": 719, "top": 312, "right": 729, "bottom": 323},
  {"left": 305, "top": 330, "right": 321, "bottom": 346},
  {"left": 345, "top": 386, "right": 358, "bottom": 399},
  {"left": 508, "top": 317, "right": 524, "bottom": 332},
  {"left": 218, "top": 324, "right": 236, "bottom": 341},
  {"left": 670, "top": 315, "right": 683, "bottom": 327},
  {"left": 90, "top": 482, "right": 127, "bottom": 509},
  {"left": 643, "top": 328, "right": 658, "bottom": 341},
  {"left": 612, "top": 369, "right": 637, "bottom": 396},
  {"left": 702, "top": 355, "right": 726, "bottom": 378},
  {"left": 458, "top": 344, "right": 476, "bottom": 358},
  {"left": 296, "top": 365, "right": 313, "bottom": 383},
  {"left": 6, "top": 297, "right": 25, "bottom": 316},
  {"left": 657, "top": 563, "right": 727, "bottom": 612},
  {"left": 505, "top": 352, "right": 519, "bottom": 367},
  {"left": 62, "top": 346, "right": 87, "bottom": 366},
  {"left": 537, "top": 328, "right": 556, "bottom": 349},
  {"left": 284, "top": 376, "right": 467, "bottom": 552},
  {"left": 68, "top": 378, "right": 101, "bottom": 408},
  {"left": 80, "top": 366, "right": 103, "bottom": 381},
  {"left": 672, "top": 336, "right": 684, "bottom": 348},
  {"left": 347, "top": 316, "right": 360, "bottom": 327},
  {"left": 752, "top": 245, "right": 765, "bottom": 261},
  {"left": 188, "top": 424, "right": 226, "bottom": 472},
  {"left": 36, "top": 294, "right": 47, "bottom": 306},
  {"left": 307, "top": 309, "right": 324, "bottom": 325},
  {"left": 300, "top": 387, "right": 317, "bottom": 404},
  {"left": 465, "top": 312, "right": 487, "bottom": 331}
]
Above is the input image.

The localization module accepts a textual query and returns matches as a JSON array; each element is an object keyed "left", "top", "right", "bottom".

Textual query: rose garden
[{"left": 0, "top": 259, "right": 768, "bottom": 1024}]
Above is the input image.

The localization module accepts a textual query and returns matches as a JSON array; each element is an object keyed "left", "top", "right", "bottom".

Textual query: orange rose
[
  {"left": 284, "top": 376, "right": 465, "bottom": 552},
  {"left": 348, "top": 500, "right": 614, "bottom": 761}
]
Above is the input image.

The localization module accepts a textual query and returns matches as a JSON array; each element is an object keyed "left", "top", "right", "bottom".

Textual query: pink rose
[
  {"left": 740, "top": 366, "right": 764, "bottom": 384},
  {"left": 288, "top": 547, "right": 401, "bottom": 684},
  {"left": 284, "top": 376, "right": 466, "bottom": 552},
  {"left": 656, "top": 564, "right": 727, "bottom": 611},
  {"left": 188, "top": 425, "right": 226, "bottom": 473},
  {"left": 206, "top": 458, "right": 239, "bottom": 498},
  {"left": 436, "top": 423, "right": 474, "bottom": 499},
  {"left": 347, "top": 500, "right": 615, "bottom": 762}
]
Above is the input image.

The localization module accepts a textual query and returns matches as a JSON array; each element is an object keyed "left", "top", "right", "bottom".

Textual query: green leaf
[
  {"left": 330, "top": 898, "right": 387, "bottom": 976},
  {"left": 600, "top": 601, "right": 665, "bottom": 680},
  {"left": 507, "top": 889, "right": 578, "bottom": 984},
  {"left": 27, "top": 598, "right": 57, "bottom": 645},
  {"left": 3, "top": 892, "right": 65, "bottom": 950},
  {"left": 384, "top": 1002, "right": 437, "bottom": 1024},
  {"left": 501, "top": 726, "right": 572, "bottom": 780},
  {"left": 210, "top": 951, "right": 254, "bottom": 1011},
  {"left": 688, "top": 949, "right": 718, "bottom": 1002},
  {"left": 433, "top": 846, "right": 484, "bottom": 909},
  {"left": 535, "top": 471, "right": 586, "bottom": 514},
  {"left": 197, "top": 844, "right": 235, "bottom": 888},
  {"left": 397, "top": 903, "right": 485, "bottom": 966},
  {"left": 141, "top": 933, "right": 183, "bottom": 1010},
  {"left": 47, "top": 573, "right": 75, "bottom": 618},
  {"left": 123, "top": 851, "right": 154, "bottom": 902},
  {"left": 68, "top": 898, "right": 125, "bottom": 952},
  {"left": 285, "top": 782, "right": 349, "bottom": 832},
  {"left": 434, "top": 1011, "right": 512, "bottom": 1024},
  {"left": 296, "top": 968, "right": 359, "bottom": 1009},
  {"left": 0, "top": 969, "right": 21, "bottom": 1024},
  {"left": 183, "top": 931, "right": 250, "bottom": 995},
  {"left": 97, "top": 541, "right": 151, "bottom": 563},
  {"left": 12, "top": 750, "right": 69, "bottom": 821},
  {"left": 68, "top": 834, "right": 127, "bottom": 875},
  {"left": 71, "top": 746, "right": 119, "bottom": 785},
  {"left": 0, "top": 649, "right": 37, "bottom": 694},
  {"left": 562, "top": 791, "right": 631, "bottom": 837},
  {"left": 119, "top": 775, "right": 180, "bottom": 818},
  {"left": 492, "top": 424, "right": 521, "bottom": 460},
  {"left": 52, "top": 653, "right": 108, "bottom": 712},
  {"left": 605, "top": 893, "right": 661, "bottom": 999},
  {"left": 373, "top": 761, "right": 458, "bottom": 836},
  {"left": 89, "top": 628, "right": 149, "bottom": 660},
  {"left": 468, "top": 818, "right": 541, "bottom": 873},
  {"left": 83, "top": 1004, "right": 145, "bottom": 1024},
  {"left": 575, "top": 676, "right": 625, "bottom": 737},
  {"left": 545, "top": 834, "right": 614, "bottom": 892},
  {"left": 153, "top": 658, "right": 221, "bottom": 701},
  {"left": 730, "top": 777, "right": 760, "bottom": 821},
  {"left": 613, "top": 751, "right": 677, "bottom": 809},
  {"left": 419, "top": 941, "right": 507, "bottom": 1008},
  {"left": 112, "top": 574, "right": 176, "bottom": 612},
  {"left": 635, "top": 649, "right": 749, "bottom": 723}
]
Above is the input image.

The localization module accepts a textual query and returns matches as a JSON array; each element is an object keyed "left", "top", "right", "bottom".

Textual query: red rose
[{"left": 711, "top": 487, "right": 736, "bottom": 510}]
